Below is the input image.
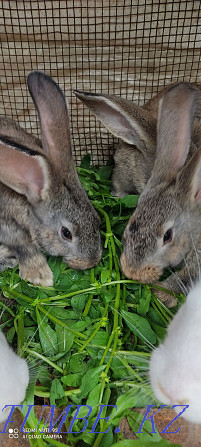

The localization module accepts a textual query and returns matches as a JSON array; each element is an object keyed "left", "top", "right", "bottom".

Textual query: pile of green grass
[{"left": 0, "top": 155, "right": 182, "bottom": 447}]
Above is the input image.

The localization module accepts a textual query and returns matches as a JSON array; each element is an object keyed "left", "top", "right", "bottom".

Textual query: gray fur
[
  {"left": 74, "top": 89, "right": 157, "bottom": 196},
  {"left": 120, "top": 82, "right": 201, "bottom": 307},
  {"left": 0, "top": 71, "right": 101, "bottom": 286},
  {"left": 74, "top": 82, "right": 201, "bottom": 197}
]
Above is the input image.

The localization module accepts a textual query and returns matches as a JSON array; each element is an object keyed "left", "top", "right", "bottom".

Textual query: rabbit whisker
[{"left": 168, "top": 267, "right": 188, "bottom": 296}]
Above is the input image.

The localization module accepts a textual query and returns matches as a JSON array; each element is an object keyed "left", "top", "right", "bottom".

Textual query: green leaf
[
  {"left": 61, "top": 373, "right": 82, "bottom": 387},
  {"left": 55, "top": 323, "right": 74, "bottom": 353},
  {"left": 71, "top": 294, "right": 87, "bottom": 313},
  {"left": 48, "top": 256, "right": 62, "bottom": 283},
  {"left": 121, "top": 310, "right": 156, "bottom": 345},
  {"left": 36, "top": 310, "right": 58, "bottom": 356},
  {"left": 49, "top": 307, "right": 78, "bottom": 320},
  {"left": 127, "top": 411, "right": 162, "bottom": 442},
  {"left": 101, "top": 269, "right": 111, "bottom": 284},
  {"left": 50, "top": 378, "right": 65, "bottom": 405},
  {"left": 102, "top": 289, "right": 115, "bottom": 304},
  {"left": 69, "top": 353, "right": 89, "bottom": 373},
  {"left": 80, "top": 153, "right": 91, "bottom": 169},
  {"left": 91, "top": 330, "right": 109, "bottom": 347},
  {"left": 119, "top": 195, "right": 139, "bottom": 208},
  {"left": 110, "top": 387, "right": 155, "bottom": 426},
  {"left": 149, "top": 321, "right": 167, "bottom": 342},
  {"left": 137, "top": 287, "right": 152, "bottom": 316},
  {"left": 99, "top": 429, "right": 114, "bottom": 447},
  {"left": 86, "top": 382, "right": 102, "bottom": 408},
  {"left": 37, "top": 365, "right": 52, "bottom": 387},
  {"left": 6, "top": 326, "right": 16, "bottom": 343},
  {"left": 111, "top": 357, "right": 129, "bottom": 379},
  {"left": 80, "top": 366, "right": 106, "bottom": 398},
  {"left": 97, "top": 165, "right": 113, "bottom": 180}
]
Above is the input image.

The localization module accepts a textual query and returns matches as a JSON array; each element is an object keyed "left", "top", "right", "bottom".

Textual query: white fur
[
  {"left": 0, "top": 331, "right": 29, "bottom": 422},
  {"left": 149, "top": 279, "right": 201, "bottom": 424}
]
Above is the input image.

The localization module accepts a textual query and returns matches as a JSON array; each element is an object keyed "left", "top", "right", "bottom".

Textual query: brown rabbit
[
  {"left": 120, "top": 82, "right": 201, "bottom": 307},
  {"left": 0, "top": 71, "right": 102, "bottom": 286}
]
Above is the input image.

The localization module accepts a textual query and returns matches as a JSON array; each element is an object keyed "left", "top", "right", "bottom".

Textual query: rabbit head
[
  {"left": 120, "top": 83, "right": 201, "bottom": 285},
  {"left": 0, "top": 72, "right": 102, "bottom": 272},
  {"left": 74, "top": 90, "right": 157, "bottom": 196}
]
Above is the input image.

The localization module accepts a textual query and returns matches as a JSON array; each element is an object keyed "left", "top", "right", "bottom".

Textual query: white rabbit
[
  {"left": 0, "top": 331, "right": 29, "bottom": 422},
  {"left": 149, "top": 279, "right": 201, "bottom": 425}
]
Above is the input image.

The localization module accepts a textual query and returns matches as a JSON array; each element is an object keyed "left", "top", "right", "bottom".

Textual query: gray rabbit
[
  {"left": 74, "top": 83, "right": 201, "bottom": 198},
  {"left": 0, "top": 71, "right": 101, "bottom": 286},
  {"left": 120, "top": 82, "right": 201, "bottom": 307},
  {"left": 74, "top": 88, "right": 157, "bottom": 196}
]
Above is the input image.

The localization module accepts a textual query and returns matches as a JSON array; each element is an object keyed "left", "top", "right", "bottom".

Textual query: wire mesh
[{"left": 0, "top": 0, "right": 201, "bottom": 165}]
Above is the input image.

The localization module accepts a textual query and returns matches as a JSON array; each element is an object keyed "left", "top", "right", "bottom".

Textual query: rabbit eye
[
  {"left": 163, "top": 228, "right": 173, "bottom": 245},
  {"left": 61, "top": 226, "right": 72, "bottom": 241}
]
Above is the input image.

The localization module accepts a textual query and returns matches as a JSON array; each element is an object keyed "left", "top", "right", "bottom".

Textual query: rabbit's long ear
[
  {"left": 74, "top": 90, "right": 156, "bottom": 152},
  {"left": 27, "top": 71, "right": 73, "bottom": 177},
  {"left": 0, "top": 141, "right": 49, "bottom": 204},
  {"left": 178, "top": 148, "right": 201, "bottom": 204},
  {"left": 155, "top": 83, "right": 200, "bottom": 178}
]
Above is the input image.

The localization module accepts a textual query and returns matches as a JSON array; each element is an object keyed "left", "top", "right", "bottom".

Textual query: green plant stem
[
  {"left": 25, "top": 347, "right": 63, "bottom": 373},
  {"left": 37, "top": 304, "right": 86, "bottom": 339},
  {"left": 0, "top": 299, "right": 15, "bottom": 317},
  {"left": 79, "top": 305, "right": 109, "bottom": 353},
  {"left": 151, "top": 294, "right": 174, "bottom": 319},
  {"left": 2, "top": 286, "right": 33, "bottom": 303},
  {"left": 34, "top": 388, "right": 80, "bottom": 398},
  {"left": 83, "top": 268, "right": 95, "bottom": 316},
  {"left": 118, "top": 355, "right": 144, "bottom": 382},
  {"left": 151, "top": 302, "right": 169, "bottom": 324},
  {"left": 94, "top": 207, "right": 121, "bottom": 443},
  {"left": 118, "top": 350, "right": 150, "bottom": 359},
  {"left": 17, "top": 311, "right": 25, "bottom": 356}
]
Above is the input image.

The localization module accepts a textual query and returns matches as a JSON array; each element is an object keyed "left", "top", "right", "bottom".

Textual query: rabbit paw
[
  {"left": 19, "top": 256, "right": 53, "bottom": 287},
  {"left": 153, "top": 283, "right": 178, "bottom": 308},
  {"left": 0, "top": 245, "right": 18, "bottom": 270}
]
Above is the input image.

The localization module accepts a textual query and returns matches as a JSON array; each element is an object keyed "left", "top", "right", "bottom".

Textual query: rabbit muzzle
[
  {"left": 120, "top": 251, "right": 162, "bottom": 282},
  {"left": 66, "top": 253, "right": 102, "bottom": 270}
]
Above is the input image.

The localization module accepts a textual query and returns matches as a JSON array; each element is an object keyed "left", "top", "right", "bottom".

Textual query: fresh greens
[{"left": 0, "top": 155, "right": 182, "bottom": 447}]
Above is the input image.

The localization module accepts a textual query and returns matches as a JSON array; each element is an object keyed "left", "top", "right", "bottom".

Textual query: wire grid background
[{"left": 0, "top": 0, "right": 201, "bottom": 165}]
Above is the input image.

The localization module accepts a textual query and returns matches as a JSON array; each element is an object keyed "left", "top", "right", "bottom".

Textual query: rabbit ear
[
  {"left": 179, "top": 148, "right": 201, "bottom": 203},
  {"left": 0, "top": 141, "right": 49, "bottom": 204},
  {"left": 74, "top": 90, "right": 156, "bottom": 152},
  {"left": 155, "top": 83, "right": 200, "bottom": 177},
  {"left": 27, "top": 71, "right": 72, "bottom": 177}
]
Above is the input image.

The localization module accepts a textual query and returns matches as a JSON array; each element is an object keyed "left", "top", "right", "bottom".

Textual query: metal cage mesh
[{"left": 0, "top": 0, "right": 201, "bottom": 165}]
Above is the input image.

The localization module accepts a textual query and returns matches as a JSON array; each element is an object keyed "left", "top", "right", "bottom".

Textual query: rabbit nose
[
  {"left": 67, "top": 253, "right": 101, "bottom": 270},
  {"left": 120, "top": 252, "right": 162, "bottom": 282}
]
